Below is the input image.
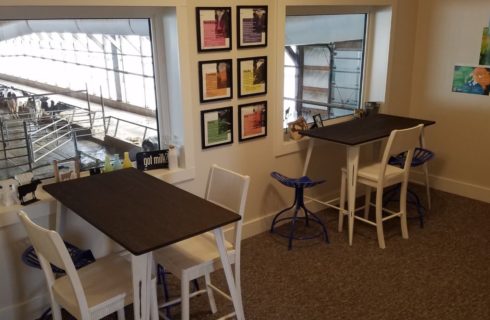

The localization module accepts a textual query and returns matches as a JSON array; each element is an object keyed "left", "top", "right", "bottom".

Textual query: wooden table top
[
  {"left": 43, "top": 168, "right": 240, "bottom": 255},
  {"left": 300, "top": 113, "right": 436, "bottom": 146}
]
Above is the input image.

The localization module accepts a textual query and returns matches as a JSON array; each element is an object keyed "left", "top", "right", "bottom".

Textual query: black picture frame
[
  {"left": 201, "top": 106, "right": 234, "bottom": 149},
  {"left": 198, "top": 59, "right": 233, "bottom": 103},
  {"left": 237, "top": 6, "right": 268, "bottom": 48},
  {"left": 237, "top": 56, "right": 267, "bottom": 98},
  {"left": 313, "top": 113, "right": 323, "bottom": 128},
  {"left": 238, "top": 101, "right": 267, "bottom": 141},
  {"left": 196, "top": 7, "right": 232, "bottom": 52}
]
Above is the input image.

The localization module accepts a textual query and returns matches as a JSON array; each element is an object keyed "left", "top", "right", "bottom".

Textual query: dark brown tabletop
[
  {"left": 300, "top": 113, "right": 436, "bottom": 146},
  {"left": 43, "top": 168, "right": 241, "bottom": 255}
]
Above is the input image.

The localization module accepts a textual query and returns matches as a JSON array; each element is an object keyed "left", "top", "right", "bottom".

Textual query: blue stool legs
[
  {"left": 383, "top": 185, "right": 425, "bottom": 228},
  {"left": 270, "top": 185, "right": 329, "bottom": 250}
]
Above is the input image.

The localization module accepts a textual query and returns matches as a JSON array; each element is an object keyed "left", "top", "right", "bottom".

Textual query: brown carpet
[{"left": 60, "top": 186, "right": 490, "bottom": 320}]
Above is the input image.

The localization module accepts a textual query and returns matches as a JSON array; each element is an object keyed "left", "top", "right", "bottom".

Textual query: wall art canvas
[
  {"left": 452, "top": 65, "right": 490, "bottom": 96},
  {"left": 479, "top": 27, "right": 490, "bottom": 65}
]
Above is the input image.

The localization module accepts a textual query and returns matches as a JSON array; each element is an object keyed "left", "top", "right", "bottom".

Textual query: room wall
[
  {"left": 8, "top": 0, "right": 488, "bottom": 318},
  {"left": 408, "top": 0, "right": 490, "bottom": 201}
]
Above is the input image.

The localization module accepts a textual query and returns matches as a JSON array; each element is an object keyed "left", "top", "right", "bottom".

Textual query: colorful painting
[
  {"left": 479, "top": 27, "right": 490, "bottom": 66},
  {"left": 452, "top": 65, "right": 490, "bottom": 96}
]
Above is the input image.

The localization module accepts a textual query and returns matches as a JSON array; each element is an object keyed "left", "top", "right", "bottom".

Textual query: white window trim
[
  {"left": 0, "top": 4, "right": 196, "bottom": 184},
  {"left": 273, "top": 0, "right": 395, "bottom": 157}
]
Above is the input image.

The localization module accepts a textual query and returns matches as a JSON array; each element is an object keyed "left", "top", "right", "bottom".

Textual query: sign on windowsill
[{"left": 136, "top": 150, "right": 169, "bottom": 171}]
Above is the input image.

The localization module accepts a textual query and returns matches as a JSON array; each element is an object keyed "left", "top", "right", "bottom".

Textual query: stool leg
[
  {"left": 295, "top": 187, "right": 309, "bottom": 226},
  {"left": 408, "top": 189, "right": 424, "bottom": 228},
  {"left": 270, "top": 201, "right": 297, "bottom": 232},
  {"left": 302, "top": 205, "right": 329, "bottom": 243},
  {"left": 287, "top": 208, "right": 300, "bottom": 250},
  {"left": 423, "top": 162, "right": 431, "bottom": 210},
  {"left": 364, "top": 186, "right": 371, "bottom": 220},
  {"left": 375, "top": 188, "right": 386, "bottom": 249}
]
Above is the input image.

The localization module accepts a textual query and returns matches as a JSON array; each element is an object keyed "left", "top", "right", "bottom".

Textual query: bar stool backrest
[
  {"left": 205, "top": 164, "right": 250, "bottom": 254},
  {"left": 379, "top": 124, "right": 424, "bottom": 183},
  {"left": 18, "top": 210, "right": 90, "bottom": 319}
]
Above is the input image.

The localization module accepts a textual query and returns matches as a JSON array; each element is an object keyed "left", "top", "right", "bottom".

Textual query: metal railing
[{"left": 1, "top": 84, "right": 158, "bottom": 179}]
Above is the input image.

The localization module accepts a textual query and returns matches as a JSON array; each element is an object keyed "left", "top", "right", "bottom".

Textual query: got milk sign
[{"left": 136, "top": 150, "right": 169, "bottom": 171}]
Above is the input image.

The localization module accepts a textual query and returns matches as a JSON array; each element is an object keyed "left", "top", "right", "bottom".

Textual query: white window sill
[
  {"left": 0, "top": 166, "right": 196, "bottom": 227},
  {"left": 143, "top": 166, "right": 196, "bottom": 184},
  {"left": 274, "top": 115, "right": 355, "bottom": 157}
]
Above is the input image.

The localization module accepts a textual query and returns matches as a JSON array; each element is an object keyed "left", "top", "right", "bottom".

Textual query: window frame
[
  {"left": 0, "top": 5, "right": 195, "bottom": 183},
  {"left": 273, "top": 2, "right": 394, "bottom": 157}
]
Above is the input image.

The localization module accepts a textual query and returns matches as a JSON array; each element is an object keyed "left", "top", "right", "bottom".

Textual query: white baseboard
[
  {"left": 411, "top": 171, "right": 490, "bottom": 203},
  {"left": 0, "top": 294, "right": 49, "bottom": 320},
  {"left": 240, "top": 173, "right": 490, "bottom": 241},
  {"left": 240, "top": 193, "right": 340, "bottom": 240}
]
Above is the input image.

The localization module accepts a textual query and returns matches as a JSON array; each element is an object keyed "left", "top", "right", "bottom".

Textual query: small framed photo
[
  {"left": 201, "top": 106, "right": 233, "bottom": 149},
  {"left": 199, "top": 59, "right": 233, "bottom": 103},
  {"left": 238, "top": 101, "right": 267, "bottom": 141},
  {"left": 237, "top": 6, "right": 268, "bottom": 48},
  {"left": 313, "top": 114, "right": 323, "bottom": 128},
  {"left": 237, "top": 56, "right": 267, "bottom": 98},
  {"left": 196, "top": 7, "right": 232, "bottom": 52}
]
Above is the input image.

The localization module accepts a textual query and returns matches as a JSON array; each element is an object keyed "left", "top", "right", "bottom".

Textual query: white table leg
[
  {"left": 213, "top": 228, "right": 245, "bottom": 320},
  {"left": 131, "top": 253, "right": 153, "bottom": 320},
  {"left": 302, "top": 139, "right": 315, "bottom": 176},
  {"left": 346, "top": 146, "right": 360, "bottom": 246}
]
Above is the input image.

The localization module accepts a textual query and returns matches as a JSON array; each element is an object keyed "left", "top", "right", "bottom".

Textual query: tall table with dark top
[
  {"left": 300, "top": 113, "right": 436, "bottom": 246},
  {"left": 43, "top": 168, "right": 245, "bottom": 320}
]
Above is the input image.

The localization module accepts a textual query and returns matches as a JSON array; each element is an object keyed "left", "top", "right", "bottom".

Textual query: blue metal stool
[
  {"left": 22, "top": 242, "right": 96, "bottom": 320},
  {"left": 270, "top": 172, "right": 329, "bottom": 250},
  {"left": 384, "top": 147, "right": 435, "bottom": 228}
]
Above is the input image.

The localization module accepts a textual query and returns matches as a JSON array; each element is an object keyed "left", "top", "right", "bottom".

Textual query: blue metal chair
[
  {"left": 385, "top": 147, "right": 435, "bottom": 227},
  {"left": 270, "top": 172, "right": 329, "bottom": 250}
]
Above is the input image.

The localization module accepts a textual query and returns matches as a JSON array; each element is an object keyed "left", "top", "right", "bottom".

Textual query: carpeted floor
[{"left": 60, "top": 185, "right": 489, "bottom": 320}]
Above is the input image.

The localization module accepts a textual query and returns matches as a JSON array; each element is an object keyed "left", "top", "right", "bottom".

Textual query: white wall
[
  {"left": 407, "top": 0, "right": 490, "bottom": 201},
  {"left": 6, "top": 0, "right": 490, "bottom": 318}
]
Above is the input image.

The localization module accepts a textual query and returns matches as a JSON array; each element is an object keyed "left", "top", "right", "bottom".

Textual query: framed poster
[
  {"left": 238, "top": 101, "right": 267, "bottom": 141},
  {"left": 201, "top": 106, "right": 233, "bottom": 149},
  {"left": 237, "top": 56, "right": 267, "bottom": 97},
  {"left": 198, "top": 59, "right": 233, "bottom": 103},
  {"left": 196, "top": 7, "right": 232, "bottom": 52},
  {"left": 237, "top": 6, "right": 268, "bottom": 48}
]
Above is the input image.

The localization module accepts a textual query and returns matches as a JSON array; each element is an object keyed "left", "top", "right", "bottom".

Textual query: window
[
  {"left": 283, "top": 14, "right": 367, "bottom": 128},
  {"left": 0, "top": 10, "right": 180, "bottom": 180}
]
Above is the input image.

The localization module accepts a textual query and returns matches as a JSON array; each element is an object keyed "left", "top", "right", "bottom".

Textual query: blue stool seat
[
  {"left": 385, "top": 148, "right": 435, "bottom": 228},
  {"left": 270, "top": 172, "right": 329, "bottom": 250},
  {"left": 389, "top": 147, "right": 434, "bottom": 168}
]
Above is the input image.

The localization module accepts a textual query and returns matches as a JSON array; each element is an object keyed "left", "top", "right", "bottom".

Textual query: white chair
[
  {"left": 17, "top": 210, "right": 158, "bottom": 320},
  {"left": 338, "top": 124, "right": 424, "bottom": 249},
  {"left": 153, "top": 164, "right": 250, "bottom": 320}
]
